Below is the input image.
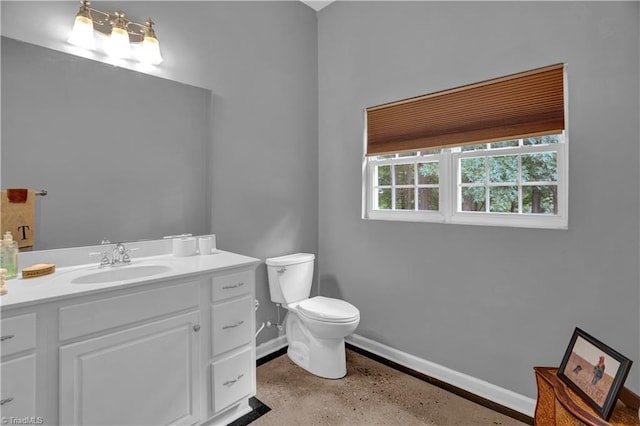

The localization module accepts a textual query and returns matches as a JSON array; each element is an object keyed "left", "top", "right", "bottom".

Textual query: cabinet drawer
[
  {"left": 212, "top": 296, "right": 252, "bottom": 356},
  {"left": 0, "top": 354, "right": 36, "bottom": 418},
  {"left": 212, "top": 270, "right": 252, "bottom": 302},
  {"left": 211, "top": 347, "right": 253, "bottom": 413},
  {"left": 1, "top": 313, "right": 36, "bottom": 357},
  {"left": 59, "top": 281, "right": 199, "bottom": 340}
]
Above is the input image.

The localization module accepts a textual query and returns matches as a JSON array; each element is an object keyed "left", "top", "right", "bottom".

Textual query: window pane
[
  {"left": 418, "top": 188, "right": 439, "bottom": 211},
  {"left": 419, "top": 149, "right": 442, "bottom": 155},
  {"left": 460, "top": 158, "right": 485, "bottom": 183},
  {"left": 395, "top": 164, "right": 415, "bottom": 185},
  {"left": 376, "top": 188, "right": 392, "bottom": 209},
  {"left": 461, "top": 187, "right": 485, "bottom": 211},
  {"left": 488, "top": 155, "right": 518, "bottom": 183},
  {"left": 523, "top": 135, "right": 559, "bottom": 145},
  {"left": 462, "top": 143, "right": 487, "bottom": 152},
  {"left": 490, "top": 186, "right": 518, "bottom": 213},
  {"left": 395, "top": 188, "right": 415, "bottom": 210},
  {"left": 489, "top": 140, "right": 519, "bottom": 149},
  {"left": 522, "top": 185, "right": 557, "bottom": 214},
  {"left": 418, "top": 162, "right": 439, "bottom": 184},
  {"left": 376, "top": 154, "right": 396, "bottom": 160},
  {"left": 377, "top": 165, "right": 391, "bottom": 185},
  {"left": 522, "top": 152, "right": 557, "bottom": 182}
]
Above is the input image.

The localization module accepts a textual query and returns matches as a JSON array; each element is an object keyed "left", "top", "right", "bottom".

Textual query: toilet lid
[
  {"left": 266, "top": 253, "right": 315, "bottom": 267},
  {"left": 297, "top": 296, "right": 359, "bottom": 323}
]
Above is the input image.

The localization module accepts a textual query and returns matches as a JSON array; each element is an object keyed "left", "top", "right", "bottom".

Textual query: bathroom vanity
[{"left": 0, "top": 240, "right": 260, "bottom": 426}]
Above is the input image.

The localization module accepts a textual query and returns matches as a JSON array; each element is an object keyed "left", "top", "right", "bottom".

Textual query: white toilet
[{"left": 266, "top": 253, "right": 360, "bottom": 379}]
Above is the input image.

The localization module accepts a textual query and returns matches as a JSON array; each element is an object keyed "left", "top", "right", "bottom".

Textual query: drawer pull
[
  {"left": 0, "top": 335, "right": 15, "bottom": 342},
  {"left": 222, "top": 374, "right": 244, "bottom": 388},
  {"left": 222, "top": 282, "right": 244, "bottom": 290},
  {"left": 193, "top": 324, "right": 201, "bottom": 332},
  {"left": 0, "top": 397, "right": 14, "bottom": 405},
  {"left": 222, "top": 321, "right": 244, "bottom": 330}
]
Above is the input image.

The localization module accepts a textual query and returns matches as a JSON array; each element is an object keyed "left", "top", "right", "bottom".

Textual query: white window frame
[{"left": 363, "top": 134, "right": 568, "bottom": 229}]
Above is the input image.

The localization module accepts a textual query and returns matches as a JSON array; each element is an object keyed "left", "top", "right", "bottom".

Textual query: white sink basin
[{"left": 71, "top": 264, "right": 173, "bottom": 284}]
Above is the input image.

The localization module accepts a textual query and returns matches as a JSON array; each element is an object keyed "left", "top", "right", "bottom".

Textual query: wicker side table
[{"left": 534, "top": 367, "right": 640, "bottom": 426}]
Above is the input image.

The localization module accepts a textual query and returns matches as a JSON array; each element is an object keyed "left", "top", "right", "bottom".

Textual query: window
[
  {"left": 363, "top": 66, "right": 568, "bottom": 228},
  {"left": 365, "top": 135, "right": 567, "bottom": 228}
]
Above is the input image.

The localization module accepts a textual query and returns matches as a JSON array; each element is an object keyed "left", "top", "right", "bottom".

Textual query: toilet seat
[{"left": 296, "top": 296, "right": 359, "bottom": 323}]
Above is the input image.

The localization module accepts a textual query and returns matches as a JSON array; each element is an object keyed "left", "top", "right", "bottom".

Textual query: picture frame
[{"left": 558, "top": 327, "right": 633, "bottom": 420}]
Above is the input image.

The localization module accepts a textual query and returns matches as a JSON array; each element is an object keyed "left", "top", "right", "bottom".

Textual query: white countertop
[{"left": 1, "top": 249, "right": 261, "bottom": 310}]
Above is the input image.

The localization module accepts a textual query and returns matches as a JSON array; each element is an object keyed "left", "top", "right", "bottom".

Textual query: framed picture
[{"left": 558, "top": 327, "right": 633, "bottom": 420}]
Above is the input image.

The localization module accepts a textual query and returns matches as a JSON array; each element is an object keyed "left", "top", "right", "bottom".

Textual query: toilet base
[
  {"left": 287, "top": 338, "right": 346, "bottom": 379},
  {"left": 285, "top": 312, "right": 347, "bottom": 379}
]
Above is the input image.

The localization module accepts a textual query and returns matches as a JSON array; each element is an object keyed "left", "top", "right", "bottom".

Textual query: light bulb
[
  {"left": 108, "top": 26, "right": 131, "bottom": 59},
  {"left": 68, "top": 13, "right": 95, "bottom": 50},
  {"left": 141, "top": 35, "right": 163, "bottom": 65},
  {"left": 140, "top": 19, "right": 163, "bottom": 65}
]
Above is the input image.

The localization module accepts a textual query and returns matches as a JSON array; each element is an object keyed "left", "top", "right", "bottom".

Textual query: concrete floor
[{"left": 253, "top": 349, "right": 528, "bottom": 426}]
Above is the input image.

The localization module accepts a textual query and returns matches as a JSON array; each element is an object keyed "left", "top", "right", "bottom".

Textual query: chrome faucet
[
  {"left": 111, "top": 243, "right": 131, "bottom": 265},
  {"left": 90, "top": 242, "right": 133, "bottom": 267}
]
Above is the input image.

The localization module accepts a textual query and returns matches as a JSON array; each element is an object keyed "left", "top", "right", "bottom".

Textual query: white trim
[
  {"left": 362, "top": 111, "right": 370, "bottom": 219},
  {"left": 367, "top": 209, "right": 445, "bottom": 223},
  {"left": 450, "top": 211, "right": 568, "bottom": 230},
  {"left": 256, "top": 335, "right": 288, "bottom": 361},
  {"left": 345, "top": 333, "right": 536, "bottom": 417},
  {"left": 256, "top": 333, "right": 536, "bottom": 417}
]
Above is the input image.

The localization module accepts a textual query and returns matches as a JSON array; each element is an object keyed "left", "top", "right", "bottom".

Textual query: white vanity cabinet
[
  {"left": 0, "top": 313, "right": 37, "bottom": 420},
  {"left": 0, "top": 249, "right": 259, "bottom": 426}
]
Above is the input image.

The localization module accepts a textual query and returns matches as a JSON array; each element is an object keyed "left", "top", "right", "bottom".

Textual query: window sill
[{"left": 364, "top": 210, "right": 567, "bottom": 230}]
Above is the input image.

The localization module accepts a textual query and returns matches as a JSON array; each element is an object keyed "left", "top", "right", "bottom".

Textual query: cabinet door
[
  {"left": 60, "top": 312, "right": 200, "bottom": 426},
  {"left": 0, "top": 354, "right": 36, "bottom": 419}
]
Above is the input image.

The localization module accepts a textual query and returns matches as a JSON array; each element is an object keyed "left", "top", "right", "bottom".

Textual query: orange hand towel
[{"left": 7, "top": 188, "right": 28, "bottom": 203}]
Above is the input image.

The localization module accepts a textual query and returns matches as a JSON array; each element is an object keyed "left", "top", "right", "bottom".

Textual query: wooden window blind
[{"left": 366, "top": 64, "right": 565, "bottom": 156}]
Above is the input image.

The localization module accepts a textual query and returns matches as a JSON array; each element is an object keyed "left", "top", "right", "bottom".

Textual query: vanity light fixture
[{"left": 68, "top": 0, "right": 164, "bottom": 65}]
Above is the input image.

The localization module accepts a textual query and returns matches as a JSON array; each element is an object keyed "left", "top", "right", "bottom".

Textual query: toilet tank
[{"left": 265, "top": 253, "right": 315, "bottom": 304}]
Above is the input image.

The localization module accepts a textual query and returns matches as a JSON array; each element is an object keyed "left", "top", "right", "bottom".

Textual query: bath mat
[{"left": 227, "top": 397, "right": 271, "bottom": 426}]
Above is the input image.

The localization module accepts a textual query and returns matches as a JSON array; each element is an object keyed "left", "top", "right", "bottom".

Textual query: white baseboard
[
  {"left": 346, "top": 334, "right": 536, "bottom": 417},
  {"left": 256, "top": 335, "right": 287, "bottom": 361},
  {"left": 254, "top": 333, "right": 535, "bottom": 417}
]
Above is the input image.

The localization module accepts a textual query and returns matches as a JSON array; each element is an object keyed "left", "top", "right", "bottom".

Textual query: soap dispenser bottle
[{"left": 1, "top": 231, "right": 18, "bottom": 279}]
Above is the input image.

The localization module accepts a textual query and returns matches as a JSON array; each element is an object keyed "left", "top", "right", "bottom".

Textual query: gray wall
[
  {"left": 2, "top": 37, "right": 212, "bottom": 249},
  {"left": 1, "top": 1, "right": 319, "bottom": 346},
  {"left": 317, "top": 1, "right": 639, "bottom": 398},
  {"left": 204, "top": 2, "right": 319, "bottom": 345}
]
